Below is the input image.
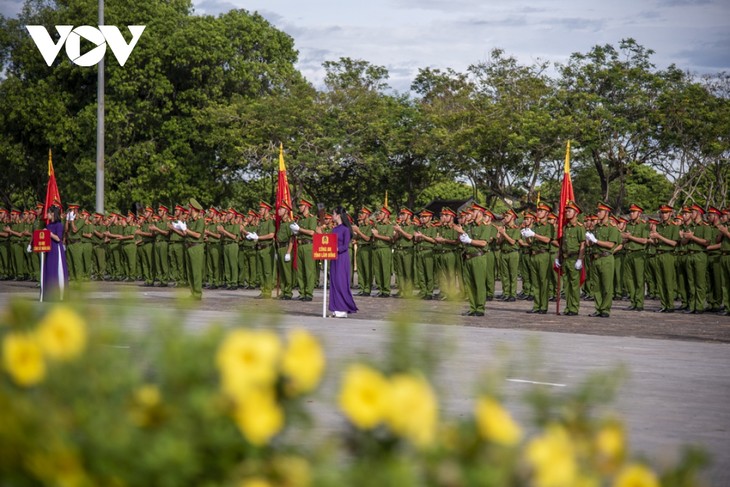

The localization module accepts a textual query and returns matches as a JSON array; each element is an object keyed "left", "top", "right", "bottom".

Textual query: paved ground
[{"left": 2, "top": 280, "right": 729, "bottom": 484}]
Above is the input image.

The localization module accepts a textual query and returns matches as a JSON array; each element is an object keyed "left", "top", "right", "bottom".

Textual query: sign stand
[
  {"left": 39, "top": 253, "right": 45, "bottom": 302},
  {"left": 312, "top": 233, "right": 337, "bottom": 318},
  {"left": 322, "top": 260, "right": 328, "bottom": 318},
  {"left": 32, "top": 229, "right": 52, "bottom": 302}
]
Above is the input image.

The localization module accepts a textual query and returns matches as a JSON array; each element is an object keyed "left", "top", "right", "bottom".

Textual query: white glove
[
  {"left": 67, "top": 211, "right": 76, "bottom": 221},
  {"left": 179, "top": 222, "right": 187, "bottom": 232},
  {"left": 575, "top": 259, "right": 583, "bottom": 270},
  {"left": 554, "top": 258, "right": 561, "bottom": 268},
  {"left": 585, "top": 232, "right": 597, "bottom": 244},
  {"left": 246, "top": 232, "right": 259, "bottom": 241},
  {"left": 459, "top": 233, "right": 472, "bottom": 245},
  {"left": 284, "top": 253, "right": 291, "bottom": 262},
  {"left": 172, "top": 221, "right": 182, "bottom": 231},
  {"left": 521, "top": 228, "right": 535, "bottom": 238},
  {"left": 289, "top": 222, "right": 300, "bottom": 234},
  {"left": 27, "top": 244, "right": 32, "bottom": 253}
]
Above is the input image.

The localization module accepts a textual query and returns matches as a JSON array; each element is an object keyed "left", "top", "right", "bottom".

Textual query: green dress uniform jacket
[
  {"left": 654, "top": 222, "right": 680, "bottom": 311},
  {"left": 296, "top": 215, "right": 318, "bottom": 300},
  {"left": 185, "top": 217, "right": 206, "bottom": 299},
  {"left": 276, "top": 222, "right": 295, "bottom": 298},
  {"left": 256, "top": 219, "right": 276, "bottom": 297},
  {"left": 372, "top": 223, "right": 394, "bottom": 297},
  {"left": 589, "top": 222, "right": 621, "bottom": 315},
  {"left": 623, "top": 221, "right": 648, "bottom": 309},
  {"left": 529, "top": 221, "right": 555, "bottom": 312},
  {"left": 499, "top": 226, "right": 522, "bottom": 299},
  {"left": 560, "top": 222, "right": 586, "bottom": 314}
]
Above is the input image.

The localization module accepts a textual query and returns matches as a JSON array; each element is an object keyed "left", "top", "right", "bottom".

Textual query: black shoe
[
  {"left": 486, "top": 297, "right": 493, "bottom": 301},
  {"left": 563, "top": 311, "right": 577, "bottom": 316},
  {"left": 507, "top": 297, "right": 516, "bottom": 302},
  {"left": 537, "top": 310, "right": 547, "bottom": 314},
  {"left": 304, "top": 296, "right": 313, "bottom": 302},
  {"left": 279, "top": 296, "right": 292, "bottom": 300},
  {"left": 461, "top": 311, "right": 475, "bottom": 316},
  {"left": 588, "top": 312, "right": 602, "bottom": 317},
  {"left": 599, "top": 313, "right": 610, "bottom": 318},
  {"left": 627, "top": 305, "right": 636, "bottom": 311},
  {"left": 684, "top": 309, "right": 695, "bottom": 314},
  {"left": 526, "top": 309, "right": 539, "bottom": 314},
  {"left": 635, "top": 307, "right": 643, "bottom": 312},
  {"left": 474, "top": 312, "right": 485, "bottom": 316},
  {"left": 379, "top": 293, "right": 390, "bottom": 298},
  {"left": 422, "top": 295, "right": 433, "bottom": 300},
  {"left": 719, "top": 311, "right": 729, "bottom": 316}
]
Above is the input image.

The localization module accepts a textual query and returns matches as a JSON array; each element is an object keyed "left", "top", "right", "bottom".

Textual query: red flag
[
  {"left": 44, "top": 149, "right": 62, "bottom": 222},
  {"left": 557, "top": 141, "right": 574, "bottom": 241},
  {"left": 276, "top": 143, "right": 297, "bottom": 269}
]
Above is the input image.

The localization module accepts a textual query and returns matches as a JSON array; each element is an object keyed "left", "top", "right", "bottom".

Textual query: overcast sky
[{"left": 3, "top": 0, "right": 728, "bottom": 92}]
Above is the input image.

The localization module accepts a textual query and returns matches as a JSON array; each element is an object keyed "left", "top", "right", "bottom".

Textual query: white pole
[
  {"left": 96, "top": 0, "right": 105, "bottom": 214},
  {"left": 322, "top": 260, "right": 328, "bottom": 318},
  {"left": 39, "top": 252, "right": 45, "bottom": 302}
]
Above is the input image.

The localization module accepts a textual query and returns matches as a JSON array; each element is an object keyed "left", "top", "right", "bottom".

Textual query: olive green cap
[{"left": 189, "top": 198, "right": 203, "bottom": 211}]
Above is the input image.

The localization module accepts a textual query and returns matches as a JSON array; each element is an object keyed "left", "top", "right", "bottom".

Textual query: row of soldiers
[{"left": 2, "top": 199, "right": 730, "bottom": 316}]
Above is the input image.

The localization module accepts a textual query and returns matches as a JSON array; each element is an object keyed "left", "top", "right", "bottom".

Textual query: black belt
[
  {"left": 276, "top": 242, "right": 289, "bottom": 249},
  {"left": 186, "top": 242, "right": 202, "bottom": 248},
  {"left": 257, "top": 243, "right": 272, "bottom": 249},
  {"left": 298, "top": 239, "right": 313, "bottom": 244},
  {"left": 463, "top": 251, "right": 484, "bottom": 260},
  {"left": 434, "top": 249, "right": 454, "bottom": 254},
  {"left": 564, "top": 252, "right": 580, "bottom": 258},
  {"left": 655, "top": 250, "right": 672, "bottom": 254},
  {"left": 530, "top": 249, "right": 547, "bottom": 255},
  {"left": 501, "top": 249, "right": 518, "bottom": 254},
  {"left": 591, "top": 251, "right": 612, "bottom": 259}
]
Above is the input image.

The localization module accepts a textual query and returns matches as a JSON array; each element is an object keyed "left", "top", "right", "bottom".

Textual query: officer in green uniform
[
  {"left": 546, "top": 212, "right": 559, "bottom": 299},
  {"left": 434, "top": 207, "right": 460, "bottom": 300},
  {"left": 581, "top": 215, "right": 598, "bottom": 300},
  {"left": 413, "top": 209, "right": 438, "bottom": 299},
  {"left": 371, "top": 206, "right": 395, "bottom": 297},
  {"left": 248, "top": 202, "right": 276, "bottom": 298},
  {"left": 393, "top": 207, "right": 416, "bottom": 298},
  {"left": 151, "top": 205, "right": 171, "bottom": 286},
  {"left": 90, "top": 213, "right": 106, "bottom": 280},
  {"left": 272, "top": 200, "right": 296, "bottom": 300},
  {"left": 176, "top": 198, "right": 205, "bottom": 300},
  {"left": 106, "top": 213, "right": 123, "bottom": 280},
  {"left": 713, "top": 208, "right": 730, "bottom": 315},
  {"left": 644, "top": 218, "right": 659, "bottom": 301},
  {"left": 496, "top": 209, "right": 521, "bottom": 302},
  {"left": 517, "top": 212, "right": 535, "bottom": 300},
  {"left": 705, "top": 207, "right": 724, "bottom": 312},
  {"left": 611, "top": 216, "right": 625, "bottom": 300},
  {"left": 215, "top": 209, "right": 238, "bottom": 290},
  {"left": 680, "top": 204, "right": 712, "bottom": 313},
  {"left": 621, "top": 205, "right": 649, "bottom": 311},
  {"left": 353, "top": 207, "right": 374, "bottom": 296},
  {"left": 674, "top": 207, "right": 692, "bottom": 309},
  {"left": 650, "top": 205, "right": 680, "bottom": 312},
  {"left": 239, "top": 210, "right": 259, "bottom": 289},
  {"left": 118, "top": 213, "right": 137, "bottom": 279},
  {"left": 167, "top": 205, "right": 186, "bottom": 286},
  {"left": 585, "top": 203, "right": 622, "bottom": 317},
  {"left": 0, "top": 209, "right": 10, "bottom": 279},
  {"left": 135, "top": 208, "right": 156, "bottom": 286},
  {"left": 78, "top": 210, "right": 93, "bottom": 281},
  {"left": 557, "top": 201, "right": 585, "bottom": 316},
  {"left": 454, "top": 204, "right": 490, "bottom": 316},
  {"left": 480, "top": 210, "right": 499, "bottom": 301},
  {"left": 291, "top": 198, "right": 318, "bottom": 301},
  {"left": 203, "top": 210, "right": 220, "bottom": 289},
  {"left": 524, "top": 203, "right": 556, "bottom": 314}
]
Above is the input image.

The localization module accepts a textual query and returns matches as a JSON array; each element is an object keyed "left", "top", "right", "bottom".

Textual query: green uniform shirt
[
  {"left": 686, "top": 222, "right": 711, "bottom": 252},
  {"left": 592, "top": 222, "right": 621, "bottom": 251},
  {"left": 530, "top": 221, "right": 555, "bottom": 251},
  {"left": 500, "top": 226, "right": 521, "bottom": 252},
  {"left": 186, "top": 217, "right": 205, "bottom": 244},
  {"left": 654, "top": 222, "right": 679, "bottom": 252},
  {"left": 419, "top": 224, "right": 438, "bottom": 249},
  {"left": 373, "top": 223, "right": 394, "bottom": 249},
  {"left": 561, "top": 222, "right": 586, "bottom": 255},
  {"left": 394, "top": 224, "right": 415, "bottom": 249},
  {"left": 276, "top": 221, "right": 294, "bottom": 245},
  {"left": 624, "top": 221, "right": 648, "bottom": 251},
  {"left": 464, "top": 224, "right": 490, "bottom": 256},
  {"left": 257, "top": 219, "right": 275, "bottom": 240}
]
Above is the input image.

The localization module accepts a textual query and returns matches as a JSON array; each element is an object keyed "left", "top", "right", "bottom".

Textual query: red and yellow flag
[
  {"left": 44, "top": 149, "right": 62, "bottom": 222},
  {"left": 557, "top": 141, "right": 575, "bottom": 241},
  {"left": 275, "top": 143, "right": 297, "bottom": 269}
]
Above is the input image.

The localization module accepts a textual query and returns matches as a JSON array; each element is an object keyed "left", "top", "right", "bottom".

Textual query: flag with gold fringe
[
  {"left": 44, "top": 149, "right": 62, "bottom": 222},
  {"left": 276, "top": 143, "right": 297, "bottom": 270}
]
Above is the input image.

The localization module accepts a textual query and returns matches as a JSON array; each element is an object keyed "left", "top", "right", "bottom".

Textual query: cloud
[
  {"left": 192, "top": 0, "right": 239, "bottom": 16},
  {"left": 0, "top": 0, "right": 24, "bottom": 18},
  {"left": 657, "top": 0, "right": 712, "bottom": 6},
  {"left": 677, "top": 35, "right": 730, "bottom": 71}
]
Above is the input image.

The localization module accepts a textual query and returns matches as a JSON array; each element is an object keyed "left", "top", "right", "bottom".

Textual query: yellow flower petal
[
  {"left": 474, "top": 397, "right": 523, "bottom": 446},
  {"left": 36, "top": 306, "right": 87, "bottom": 361},
  {"left": 338, "top": 364, "right": 389, "bottom": 429},
  {"left": 387, "top": 373, "right": 438, "bottom": 447},
  {"left": 217, "top": 329, "right": 281, "bottom": 398},
  {"left": 281, "top": 329, "right": 325, "bottom": 395},
  {"left": 233, "top": 387, "right": 284, "bottom": 446},
  {"left": 3, "top": 333, "right": 46, "bottom": 386},
  {"left": 526, "top": 424, "right": 577, "bottom": 487},
  {"left": 613, "top": 464, "right": 660, "bottom": 487}
]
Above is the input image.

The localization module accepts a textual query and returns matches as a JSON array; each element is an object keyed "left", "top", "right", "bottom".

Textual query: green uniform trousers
[
  {"left": 529, "top": 252, "right": 551, "bottom": 312},
  {"left": 685, "top": 252, "right": 707, "bottom": 312},
  {"left": 154, "top": 241, "right": 169, "bottom": 285},
  {"left": 393, "top": 248, "right": 414, "bottom": 297},
  {"left": 257, "top": 245, "right": 275, "bottom": 297},
  {"left": 82, "top": 242, "right": 92, "bottom": 280},
  {"left": 240, "top": 247, "right": 258, "bottom": 288},
  {"left": 645, "top": 254, "right": 658, "bottom": 298},
  {"left": 356, "top": 245, "right": 372, "bottom": 294},
  {"left": 655, "top": 253, "right": 676, "bottom": 311},
  {"left": 123, "top": 243, "right": 137, "bottom": 279},
  {"left": 720, "top": 254, "right": 730, "bottom": 311},
  {"left": 562, "top": 257, "right": 582, "bottom": 314},
  {"left": 484, "top": 251, "right": 496, "bottom": 300},
  {"left": 372, "top": 247, "right": 392, "bottom": 296},
  {"left": 623, "top": 251, "right": 646, "bottom": 309},
  {"left": 0, "top": 242, "right": 9, "bottom": 277},
  {"left": 675, "top": 254, "right": 689, "bottom": 306},
  {"left": 66, "top": 242, "right": 85, "bottom": 281},
  {"left": 277, "top": 247, "right": 294, "bottom": 298},
  {"left": 499, "top": 250, "right": 520, "bottom": 299},
  {"left": 296, "top": 242, "right": 316, "bottom": 299},
  {"left": 706, "top": 253, "right": 722, "bottom": 309},
  {"left": 417, "top": 249, "right": 435, "bottom": 297},
  {"left": 223, "top": 243, "right": 238, "bottom": 287},
  {"left": 463, "top": 254, "right": 487, "bottom": 314},
  {"left": 613, "top": 253, "right": 625, "bottom": 298},
  {"left": 168, "top": 242, "right": 185, "bottom": 284},
  {"left": 186, "top": 244, "right": 204, "bottom": 299},
  {"left": 139, "top": 242, "right": 155, "bottom": 285},
  {"left": 11, "top": 242, "right": 27, "bottom": 278},
  {"left": 519, "top": 252, "right": 532, "bottom": 296},
  {"left": 93, "top": 245, "right": 107, "bottom": 279},
  {"left": 109, "top": 244, "right": 123, "bottom": 279},
  {"left": 206, "top": 243, "right": 221, "bottom": 286},
  {"left": 589, "top": 255, "right": 615, "bottom": 314},
  {"left": 436, "top": 250, "right": 459, "bottom": 299}
]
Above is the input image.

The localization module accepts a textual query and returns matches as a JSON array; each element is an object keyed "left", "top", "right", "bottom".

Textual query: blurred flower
[
  {"left": 338, "top": 364, "right": 390, "bottom": 429},
  {"left": 239, "top": 478, "right": 273, "bottom": 487},
  {"left": 35, "top": 306, "right": 87, "bottom": 361},
  {"left": 130, "top": 384, "right": 164, "bottom": 428},
  {"left": 613, "top": 464, "right": 659, "bottom": 487},
  {"left": 273, "top": 455, "right": 312, "bottom": 487},
  {"left": 3, "top": 333, "right": 46, "bottom": 386},
  {"left": 474, "top": 396, "right": 523, "bottom": 446},
  {"left": 217, "top": 329, "right": 281, "bottom": 398},
  {"left": 595, "top": 421, "right": 626, "bottom": 472},
  {"left": 27, "top": 445, "right": 87, "bottom": 487},
  {"left": 386, "top": 373, "right": 438, "bottom": 447},
  {"left": 134, "top": 384, "right": 162, "bottom": 408},
  {"left": 526, "top": 424, "right": 577, "bottom": 487},
  {"left": 233, "top": 387, "right": 284, "bottom": 446},
  {"left": 281, "top": 329, "right": 325, "bottom": 395}
]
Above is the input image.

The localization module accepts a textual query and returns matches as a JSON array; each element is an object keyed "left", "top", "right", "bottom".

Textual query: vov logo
[{"left": 26, "top": 25, "right": 146, "bottom": 67}]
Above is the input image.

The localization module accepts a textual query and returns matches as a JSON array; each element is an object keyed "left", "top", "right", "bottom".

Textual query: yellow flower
[
  {"left": 281, "top": 329, "right": 325, "bottom": 395},
  {"left": 595, "top": 421, "right": 626, "bottom": 472},
  {"left": 474, "top": 396, "right": 523, "bottom": 446},
  {"left": 36, "top": 306, "right": 87, "bottom": 361},
  {"left": 239, "top": 478, "right": 273, "bottom": 487},
  {"left": 3, "top": 333, "right": 46, "bottom": 386},
  {"left": 526, "top": 424, "right": 577, "bottom": 487},
  {"left": 134, "top": 385, "right": 162, "bottom": 408},
  {"left": 233, "top": 387, "right": 284, "bottom": 446},
  {"left": 129, "top": 385, "right": 164, "bottom": 427},
  {"left": 273, "top": 455, "right": 312, "bottom": 487},
  {"left": 613, "top": 464, "right": 659, "bottom": 487},
  {"left": 386, "top": 373, "right": 438, "bottom": 447},
  {"left": 338, "top": 364, "right": 390, "bottom": 429},
  {"left": 216, "top": 329, "right": 281, "bottom": 398}
]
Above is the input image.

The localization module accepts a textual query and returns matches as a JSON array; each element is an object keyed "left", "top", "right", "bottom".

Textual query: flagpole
[
  {"left": 322, "top": 260, "right": 328, "bottom": 318},
  {"left": 95, "top": 0, "right": 105, "bottom": 214}
]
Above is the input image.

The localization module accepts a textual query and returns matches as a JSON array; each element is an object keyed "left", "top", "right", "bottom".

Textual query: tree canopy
[{"left": 1, "top": 1, "right": 728, "bottom": 214}]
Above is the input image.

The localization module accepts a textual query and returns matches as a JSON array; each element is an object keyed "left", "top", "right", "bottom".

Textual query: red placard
[
  {"left": 313, "top": 233, "right": 337, "bottom": 260},
  {"left": 32, "top": 229, "right": 52, "bottom": 253}
]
